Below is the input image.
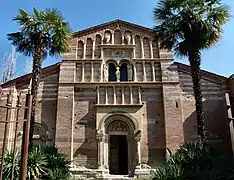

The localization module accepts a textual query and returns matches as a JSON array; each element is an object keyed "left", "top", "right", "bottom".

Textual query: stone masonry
[{"left": 0, "top": 20, "right": 233, "bottom": 179}]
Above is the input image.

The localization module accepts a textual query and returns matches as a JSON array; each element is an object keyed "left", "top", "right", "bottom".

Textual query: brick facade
[{"left": 0, "top": 20, "right": 233, "bottom": 179}]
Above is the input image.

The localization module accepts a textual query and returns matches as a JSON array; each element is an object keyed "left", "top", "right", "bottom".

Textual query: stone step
[{"left": 103, "top": 175, "right": 134, "bottom": 180}]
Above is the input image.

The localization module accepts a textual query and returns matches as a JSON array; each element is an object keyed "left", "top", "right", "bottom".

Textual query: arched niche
[
  {"left": 33, "top": 122, "right": 47, "bottom": 145},
  {"left": 77, "top": 40, "right": 84, "bottom": 59},
  {"left": 104, "top": 30, "right": 112, "bottom": 44},
  {"left": 124, "top": 31, "right": 132, "bottom": 45},
  {"left": 95, "top": 34, "right": 102, "bottom": 58},
  {"left": 143, "top": 37, "right": 150, "bottom": 58},
  {"left": 86, "top": 38, "right": 93, "bottom": 58},
  {"left": 152, "top": 38, "right": 159, "bottom": 58},
  {"left": 114, "top": 30, "right": 122, "bottom": 44},
  {"left": 134, "top": 35, "right": 141, "bottom": 58}
]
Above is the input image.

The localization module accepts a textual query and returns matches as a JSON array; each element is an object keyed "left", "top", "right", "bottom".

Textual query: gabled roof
[
  {"left": 72, "top": 19, "right": 153, "bottom": 37},
  {"left": 0, "top": 62, "right": 61, "bottom": 88},
  {"left": 174, "top": 62, "right": 227, "bottom": 84}
]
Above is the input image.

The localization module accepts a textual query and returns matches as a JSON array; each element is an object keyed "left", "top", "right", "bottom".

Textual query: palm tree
[
  {"left": 153, "top": 0, "right": 230, "bottom": 149},
  {"left": 8, "top": 8, "right": 71, "bottom": 145}
]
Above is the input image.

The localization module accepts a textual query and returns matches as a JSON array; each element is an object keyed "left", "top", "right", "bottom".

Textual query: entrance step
[{"left": 103, "top": 175, "right": 134, "bottom": 180}]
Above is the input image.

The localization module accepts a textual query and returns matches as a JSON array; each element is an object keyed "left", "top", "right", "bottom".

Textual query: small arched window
[
  {"left": 120, "top": 63, "right": 128, "bottom": 81},
  {"left": 109, "top": 63, "right": 117, "bottom": 81}
]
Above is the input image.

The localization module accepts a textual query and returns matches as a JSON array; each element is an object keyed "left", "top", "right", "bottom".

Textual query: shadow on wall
[
  {"left": 40, "top": 74, "right": 59, "bottom": 146},
  {"left": 73, "top": 91, "right": 97, "bottom": 169},
  {"left": 146, "top": 98, "right": 166, "bottom": 168},
  {"left": 183, "top": 98, "right": 232, "bottom": 155}
]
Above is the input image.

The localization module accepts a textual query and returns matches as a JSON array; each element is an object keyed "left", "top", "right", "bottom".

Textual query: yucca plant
[
  {"left": 41, "top": 145, "right": 71, "bottom": 180},
  {"left": 43, "top": 168, "right": 71, "bottom": 180},
  {"left": 153, "top": 143, "right": 234, "bottom": 180},
  {"left": 27, "top": 145, "right": 48, "bottom": 180},
  {"left": 1, "top": 144, "right": 71, "bottom": 180},
  {"left": 1, "top": 150, "right": 20, "bottom": 180}
]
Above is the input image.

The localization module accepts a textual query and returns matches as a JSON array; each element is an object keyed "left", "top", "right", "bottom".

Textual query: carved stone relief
[
  {"left": 128, "top": 64, "right": 133, "bottom": 81},
  {"left": 96, "top": 130, "right": 104, "bottom": 142},
  {"left": 104, "top": 31, "right": 111, "bottom": 44},
  {"left": 107, "top": 120, "right": 129, "bottom": 132},
  {"left": 103, "top": 63, "right": 109, "bottom": 82},
  {"left": 116, "top": 66, "right": 120, "bottom": 82},
  {"left": 104, "top": 50, "right": 131, "bottom": 58},
  {"left": 125, "top": 32, "right": 132, "bottom": 45}
]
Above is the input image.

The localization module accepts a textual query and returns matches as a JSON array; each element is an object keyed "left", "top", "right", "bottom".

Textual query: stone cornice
[{"left": 72, "top": 19, "right": 154, "bottom": 38}]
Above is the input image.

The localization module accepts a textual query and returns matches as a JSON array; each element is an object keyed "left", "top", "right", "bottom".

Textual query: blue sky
[{"left": 0, "top": 0, "right": 233, "bottom": 77}]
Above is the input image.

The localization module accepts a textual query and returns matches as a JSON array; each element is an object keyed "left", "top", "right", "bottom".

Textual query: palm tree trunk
[
  {"left": 29, "top": 36, "right": 44, "bottom": 147},
  {"left": 188, "top": 50, "right": 206, "bottom": 149}
]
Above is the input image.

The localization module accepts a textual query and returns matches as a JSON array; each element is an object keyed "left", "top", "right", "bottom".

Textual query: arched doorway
[
  {"left": 101, "top": 114, "right": 138, "bottom": 176},
  {"left": 107, "top": 120, "right": 129, "bottom": 174}
]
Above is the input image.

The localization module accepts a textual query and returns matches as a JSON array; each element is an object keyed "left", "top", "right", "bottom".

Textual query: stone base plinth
[{"left": 70, "top": 165, "right": 153, "bottom": 180}]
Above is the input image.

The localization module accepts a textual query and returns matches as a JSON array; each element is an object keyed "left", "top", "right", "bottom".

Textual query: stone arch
[
  {"left": 95, "top": 34, "right": 102, "bottom": 58},
  {"left": 119, "top": 59, "right": 133, "bottom": 81},
  {"left": 98, "top": 112, "right": 139, "bottom": 132},
  {"left": 106, "top": 59, "right": 118, "bottom": 66},
  {"left": 33, "top": 122, "right": 47, "bottom": 144},
  {"left": 114, "top": 30, "right": 122, "bottom": 44},
  {"left": 143, "top": 37, "right": 150, "bottom": 58},
  {"left": 77, "top": 40, "right": 84, "bottom": 59},
  {"left": 152, "top": 38, "right": 159, "bottom": 58},
  {"left": 119, "top": 59, "right": 130, "bottom": 66},
  {"left": 86, "top": 38, "right": 93, "bottom": 58},
  {"left": 134, "top": 35, "right": 141, "bottom": 58}
]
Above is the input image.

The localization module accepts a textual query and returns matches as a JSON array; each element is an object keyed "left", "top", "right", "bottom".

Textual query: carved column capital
[
  {"left": 96, "top": 130, "right": 104, "bottom": 142},
  {"left": 134, "top": 130, "right": 141, "bottom": 142}
]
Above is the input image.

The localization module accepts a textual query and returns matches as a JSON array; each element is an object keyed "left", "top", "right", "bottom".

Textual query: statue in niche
[
  {"left": 104, "top": 63, "right": 109, "bottom": 82},
  {"left": 116, "top": 66, "right": 120, "bottom": 82},
  {"left": 104, "top": 32, "right": 111, "bottom": 44},
  {"left": 128, "top": 64, "right": 133, "bottom": 81},
  {"left": 125, "top": 32, "right": 131, "bottom": 44}
]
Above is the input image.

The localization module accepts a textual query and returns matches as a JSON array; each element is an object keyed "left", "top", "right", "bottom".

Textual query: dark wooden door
[{"left": 109, "top": 135, "right": 128, "bottom": 175}]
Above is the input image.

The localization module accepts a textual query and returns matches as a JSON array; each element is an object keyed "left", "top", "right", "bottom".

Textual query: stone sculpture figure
[
  {"left": 125, "top": 32, "right": 131, "bottom": 44},
  {"left": 128, "top": 64, "right": 133, "bottom": 81},
  {"left": 104, "top": 32, "right": 111, "bottom": 44},
  {"left": 116, "top": 66, "right": 120, "bottom": 82},
  {"left": 104, "top": 63, "right": 109, "bottom": 82}
]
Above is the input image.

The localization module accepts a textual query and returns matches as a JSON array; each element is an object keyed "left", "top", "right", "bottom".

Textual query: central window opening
[
  {"left": 108, "top": 63, "right": 117, "bottom": 81},
  {"left": 120, "top": 63, "right": 128, "bottom": 81},
  {"left": 109, "top": 135, "right": 128, "bottom": 175}
]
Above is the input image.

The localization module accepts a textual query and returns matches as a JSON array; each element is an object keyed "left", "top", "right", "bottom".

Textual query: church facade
[{"left": 0, "top": 20, "right": 234, "bottom": 179}]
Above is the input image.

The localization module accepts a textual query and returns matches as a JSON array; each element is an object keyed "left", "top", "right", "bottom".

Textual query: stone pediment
[
  {"left": 67, "top": 19, "right": 156, "bottom": 48},
  {"left": 65, "top": 19, "right": 164, "bottom": 60},
  {"left": 72, "top": 19, "right": 153, "bottom": 39}
]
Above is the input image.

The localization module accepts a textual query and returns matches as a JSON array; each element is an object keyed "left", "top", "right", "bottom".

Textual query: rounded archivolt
[
  {"left": 107, "top": 120, "right": 129, "bottom": 133},
  {"left": 99, "top": 113, "right": 139, "bottom": 133}
]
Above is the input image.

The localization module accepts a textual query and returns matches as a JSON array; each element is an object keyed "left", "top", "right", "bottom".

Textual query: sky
[{"left": 0, "top": 0, "right": 233, "bottom": 77}]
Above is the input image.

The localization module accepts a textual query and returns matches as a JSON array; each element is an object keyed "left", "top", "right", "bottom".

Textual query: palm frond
[
  {"left": 7, "top": 32, "right": 34, "bottom": 56},
  {"left": 153, "top": 0, "right": 230, "bottom": 55}
]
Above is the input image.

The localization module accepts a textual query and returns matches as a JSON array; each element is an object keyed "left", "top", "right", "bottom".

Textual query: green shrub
[
  {"left": 153, "top": 143, "right": 234, "bottom": 180},
  {"left": 1, "top": 144, "right": 71, "bottom": 180},
  {"left": 1, "top": 150, "right": 20, "bottom": 180}
]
